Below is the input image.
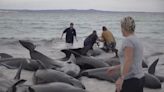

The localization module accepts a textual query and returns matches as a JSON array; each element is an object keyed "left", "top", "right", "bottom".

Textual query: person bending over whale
[
  {"left": 99, "top": 26, "right": 118, "bottom": 57},
  {"left": 82, "top": 30, "right": 99, "bottom": 55}
]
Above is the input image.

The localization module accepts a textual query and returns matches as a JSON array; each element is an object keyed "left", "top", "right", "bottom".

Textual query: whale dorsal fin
[
  {"left": 148, "top": 58, "right": 159, "bottom": 74},
  {"left": 14, "top": 62, "right": 23, "bottom": 80}
]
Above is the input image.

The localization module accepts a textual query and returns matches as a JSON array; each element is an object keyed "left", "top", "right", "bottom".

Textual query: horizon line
[{"left": 0, "top": 8, "right": 164, "bottom": 13}]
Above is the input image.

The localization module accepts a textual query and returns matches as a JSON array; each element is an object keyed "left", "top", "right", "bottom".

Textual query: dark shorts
[
  {"left": 119, "top": 77, "right": 145, "bottom": 92},
  {"left": 66, "top": 38, "right": 74, "bottom": 44},
  {"left": 104, "top": 42, "right": 116, "bottom": 52}
]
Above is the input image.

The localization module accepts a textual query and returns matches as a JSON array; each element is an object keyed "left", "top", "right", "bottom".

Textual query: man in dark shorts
[
  {"left": 61, "top": 23, "right": 77, "bottom": 47},
  {"left": 99, "top": 26, "right": 118, "bottom": 57},
  {"left": 82, "top": 30, "right": 99, "bottom": 55}
]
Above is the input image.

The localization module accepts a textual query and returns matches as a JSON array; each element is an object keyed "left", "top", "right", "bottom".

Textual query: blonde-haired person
[{"left": 107, "top": 16, "right": 145, "bottom": 92}]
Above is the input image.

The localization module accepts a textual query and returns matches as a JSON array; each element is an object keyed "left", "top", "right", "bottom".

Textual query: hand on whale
[{"left": 80, "top": 58, "right": 162, "bottom": 89}]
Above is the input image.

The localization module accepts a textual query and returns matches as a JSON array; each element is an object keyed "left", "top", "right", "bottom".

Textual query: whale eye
[{"left": 67, "top": 61, "right": 72, "bottom": 64}]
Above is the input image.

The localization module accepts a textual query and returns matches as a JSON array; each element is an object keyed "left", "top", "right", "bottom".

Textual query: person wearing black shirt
[
  {"left": 61, "top": 23, "right": 77, "bottom": 46},
  {"left": 82, "top": 30, "right": 99, "bottom": 55}
]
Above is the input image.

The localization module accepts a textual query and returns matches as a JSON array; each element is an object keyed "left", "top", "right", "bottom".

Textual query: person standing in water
[
  {"left": 107, "top": 16, "right": 145, "bottom": 92},
  {"left": 61, "top": 22, "right": 78, "bottom": 47}
]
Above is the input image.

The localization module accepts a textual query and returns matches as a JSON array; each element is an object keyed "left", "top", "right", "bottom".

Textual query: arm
[
  {"left": 61, "top": 29, "right": 67, "bottom": 39},
  {"left": 115, "top": 47, "right": 133, "bottom": 92},
  {"left": 74, "top": 29, "right": 78, "bottom": 41},
  {"left": 61, "top": 33, "right": 64, "bottom": 39},
  {"left": 96, "top": 41, "right": 100, "bottom": 47},
  {"left": 98, "top": 37, "right": 104, "bottom": 42},
  {"left": 121, "top": 47, "right": 133, "bottom": 79},
  {"left": 95, "top": 35, "right": 100, "bottom": 47},
  {"left": 107, "top": 65, "right": 121, "bottom": 76},
  {"left": 98, "top": 34, "right": 105, "bottom": 42}
]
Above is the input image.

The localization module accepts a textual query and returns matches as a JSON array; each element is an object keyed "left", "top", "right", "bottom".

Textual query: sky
[{"left": 0, "top": 0, "right": 164, "bottom": 12}]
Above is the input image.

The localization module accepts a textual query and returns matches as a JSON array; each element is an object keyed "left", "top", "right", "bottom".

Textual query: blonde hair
[{"left": 121, "top": 16, "right": 135, "bottom": 33}]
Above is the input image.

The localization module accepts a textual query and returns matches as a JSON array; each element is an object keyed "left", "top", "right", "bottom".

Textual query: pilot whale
[
  {"left": 19, "top": 40, "right": 80, "bottom": 77},
  {"left": 80, "top": 58, "right": 162, "bottom": 89}
]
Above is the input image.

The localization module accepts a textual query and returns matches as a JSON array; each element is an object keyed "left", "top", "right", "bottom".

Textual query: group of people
[
  {"left": 61, "top": 16, "right": 145, "bottom": 92},
  {"left": 61, "top": 22, "right": 118, "bottom": 56}
]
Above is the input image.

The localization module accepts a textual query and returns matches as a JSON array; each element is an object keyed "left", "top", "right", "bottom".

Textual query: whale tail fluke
[{"left": 19, "top": 40, "right": 36, "bottom": 51}]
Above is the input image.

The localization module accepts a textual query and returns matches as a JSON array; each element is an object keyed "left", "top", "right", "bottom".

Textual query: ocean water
[{"left": 0, "top": 10, "right": 164, "bottom": 92}]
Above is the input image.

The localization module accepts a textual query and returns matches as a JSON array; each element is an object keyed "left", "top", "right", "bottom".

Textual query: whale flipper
[{"left": 0, "top": 53, "right": 13, "bottom": 59}]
